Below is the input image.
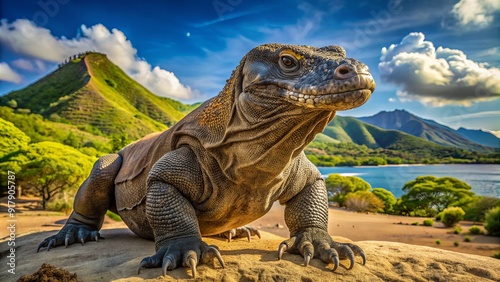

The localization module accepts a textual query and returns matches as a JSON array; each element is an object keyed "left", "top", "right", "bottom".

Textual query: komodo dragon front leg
[
  {"left": 279, "top": 175, "right": 365, "bottom": 271},
  {"left": 37, "top": 154, "right": 122, "bottom": 251},
  {"left": 136, "top": 147, "right": 224, "bottom": 277}
]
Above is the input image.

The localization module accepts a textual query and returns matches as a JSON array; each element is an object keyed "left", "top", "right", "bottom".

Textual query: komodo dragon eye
[{"left": 279, "top": 53, "right": 300, "bottom": 73}]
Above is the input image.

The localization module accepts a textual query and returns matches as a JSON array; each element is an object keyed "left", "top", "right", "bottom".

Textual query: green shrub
[
  {"left": 344, "top": 191, "right": 385, "bottom": 213},
  {"left": 453, "top": 225, "right": 462, "bottom": 234},
  {"left": 464, "top": 236, "right": 471, "bottom": 242},
  {"left": 463, "top": 196, "right": 500, "bottom": 222},
  {"left": 106, "top": 210, "right": 122, "bottom": 222},
  {"left": 493, "top": 252, "right": 500, "bottom": 259},
  {"left": 411, "top": 222, "right": 419, "bottom": 226},
  {"left": 46, "top": 198, "right": 73, "bottom": 215},
  {"left": 372, "top": 188, "right": 397, "bottom": 213},
  {"left": 469, "top": 225, "right": 483, "bottom": 235},
  {"left": 435, "top": 239, "right": 441, "bottom": 245},
  {"left": 453, "top": 241, "right": 459, "bottom": 247},
  {"left": 441, "top": 207, "right": 465, "bottom": 227},
  {"left": 484, "top": 207, "right": 500, "bottom": 236},
  {"left": 435, "top": 212, "right": 443, "bottom": 221},
  {"left": 423, "top": 219, "right": 434, "bottom": 226}
]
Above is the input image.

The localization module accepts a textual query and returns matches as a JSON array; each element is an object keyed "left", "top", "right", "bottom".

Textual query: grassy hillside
[
  {"left": 0, "top": 53, "right": 193, "bottom": 140},
  {"left": 307, "top": 116, "right": 499, "bottom": 166}
]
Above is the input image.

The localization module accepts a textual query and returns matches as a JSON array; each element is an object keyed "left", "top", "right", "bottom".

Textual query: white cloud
[
  {"left": 388, "top": 97, "right": 396, "bottom": 102},
  {"left": 11, "top": 58, "right": 46, "bottom": 72},
  {"left": 450, "top": 0, "right": 500, "bottom": 28},
  {"left": 379, "top": 32, "right": 500, "bottom": 107},
  {"left": 0, "top": 62, "right": 22, "bottom": 83},
  {"left": 12, "top": 59, "right": 35, "bottom": 71},
  {"left": 0, "top": 19, "right": 195, "bottom": 100}
]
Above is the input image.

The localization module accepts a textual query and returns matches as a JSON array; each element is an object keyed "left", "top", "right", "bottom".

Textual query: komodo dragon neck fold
[{"left": 173, "top": 55, "right": 336, "bottom": 189}]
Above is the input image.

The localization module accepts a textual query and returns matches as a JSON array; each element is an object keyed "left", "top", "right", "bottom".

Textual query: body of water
[{"left": 318, "top": 164, "right": 500, "bottom": 198}]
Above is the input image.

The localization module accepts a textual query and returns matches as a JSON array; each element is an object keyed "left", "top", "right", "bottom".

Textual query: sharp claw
[
  {"left": 65, "top": 237, "right": 69, "bottom": 248},
  {"left": 95, "top": 235, "right": 99, "bottom": 242},
  {"left": 162, "top": 257, "right": 173, "bottom": 277},
  {"left": 332, "top": 255, "right": 339, "bottom": 272},
  {"left": 304, "top": 254, "right": 311, "bottom": 267},
  {"left": 360, "top": 251, "right": 366, "bottom": 265},
  {"left": 80, "top": 238, "right": 85, "bottom": 246},
  {"left": 278, "top": 243, "right": 287, "bottom": 260},
  {"left": 215, "top": 250, "right": 225, "bottom": 269},
  {"left": 187, "top": 257, "right": 197, "bottom": 278},
  {"left": 245, "top": 228, "right": 251, "bottom": 242},
  {"left": 228, "top": 232, "right": 232, "bottom": 243},
  {"left": 137, "top": 260, "right": 148, "bottom": 274},
  {"left": 46, "top": 239, "right": 55, "bottom": 252},
  {"left": 37, "top": 240, "right": 47, "bottom": 253},
  {"left": 347, "top": 253, "right": 355, "bottom": 270},
  {"left": 255, "top": 229, "right": 261, "bottom": 239}
]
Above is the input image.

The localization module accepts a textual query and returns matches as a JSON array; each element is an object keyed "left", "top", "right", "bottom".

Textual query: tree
[
  {"left": 7, "top": 99, "right": 17, "bottom": 108},
  {"left": 397, "top": 176, "right": 474, "bottom": 216},
  {"left": 0, "top": 118, "right": 30, "bottom": 160},
  {"left": 1, "top": 142, "right": 95, "bottom": 209},
  {"left": 372, "top": 188, "right": 397, "bottom": 213},
  {"left": 325, "top": 174, "right": 371, "bottom": 206}
]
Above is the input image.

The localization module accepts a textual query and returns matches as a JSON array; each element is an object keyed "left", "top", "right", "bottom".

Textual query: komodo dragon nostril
[{"left": 334, "top": 64, "right": 356, "bottom": 79}]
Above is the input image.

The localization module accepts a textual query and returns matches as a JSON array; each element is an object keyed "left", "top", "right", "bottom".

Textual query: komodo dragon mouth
[{"left": 243, "top": 45, "right": 376, "bottom": 111}]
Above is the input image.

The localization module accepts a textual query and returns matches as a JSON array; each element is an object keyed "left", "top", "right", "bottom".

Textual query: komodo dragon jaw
[{"left": 242, "top": 44, "right": 376, "bottom": 111}]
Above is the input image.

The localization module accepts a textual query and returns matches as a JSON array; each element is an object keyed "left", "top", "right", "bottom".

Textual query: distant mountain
[
  {"left": 323, "top": 116, "right": 453, "bottom": 151},
  {"left": 358, "top": 109, "right": 494, "bottom": 152},
  {"left": 457, "top": 128, "right": 500, "bottom": 148},
  {"left": 0, "top": 52, "right": 192, "bottom": 140}
]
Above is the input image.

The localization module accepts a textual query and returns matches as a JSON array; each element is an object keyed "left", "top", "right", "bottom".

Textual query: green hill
[
  {"left": 305, "top": 116, "right": 498, "bottom": 166},
  {"left": 0, "top": 53, "right": 190, "bottom": 140}
]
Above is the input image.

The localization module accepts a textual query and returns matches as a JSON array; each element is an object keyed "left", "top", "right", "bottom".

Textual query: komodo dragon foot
[
  {"left": 278, "top": 227, "right": 365, "bottom": 271},
  {"left": 37, "top": 223, "right": 103, "bottom": 252},
  {"left": 137, "top": 237, "right": 225, "bottom": 278},
  {"left": 218, "top": 226, "right": 261, "bottom": 242}
]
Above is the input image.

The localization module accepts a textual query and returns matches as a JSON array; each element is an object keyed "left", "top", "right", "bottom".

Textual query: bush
[
  {"left": 344, "top": 191, "right": 385, "bottom": 213},
  {"left": 423, "top": 219, "right": 434, "bottom": 226},
  {"left": 453, "top": 225, "right": 462, "bottom": 234},
  {"left": 46, "top": 200, "right": 72, "bottom": 215},
  {"left": 463, "top": 196, "right": 500, "bottom": 222},
  {"left": 435, "top": 212, "right": 443, "bottom": 221},
  {"left": 372, "top": 188, "right": 397, "bottom": 213},
  {"left": 435, "top": 239, "right": 441, "bottom": 245},
  {"left": 493, "top": 252, "right": 500, "bottom": 259},
  {"left": 469, "top": 225, "right": 483, "bottom": 235},
  {"left": 411, "top": 222, "right": 419, "bottom": 226},
  {"left": 484, "top": 207, "right": 500, "bottom": 236},
  {"left": 441, "top": 207, "right": 465, "bottom": 227},
  {"left": 464, "top": 236, "right": 471, "bottom": 242},
  {"left": 106, "top": 210, "right": 122, "bottom": 222},
  {"left": 453, "top": 241, "right": 459, "bottom": 247}
]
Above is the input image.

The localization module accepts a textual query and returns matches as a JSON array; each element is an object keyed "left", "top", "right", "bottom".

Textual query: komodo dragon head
[{"left": 240, "top": 44, "right": 375, "bottom": 114}]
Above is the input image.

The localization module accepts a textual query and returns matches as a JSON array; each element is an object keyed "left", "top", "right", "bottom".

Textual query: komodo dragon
[{"left": 37, "top": 43, "right": 376, "bottom": 277}]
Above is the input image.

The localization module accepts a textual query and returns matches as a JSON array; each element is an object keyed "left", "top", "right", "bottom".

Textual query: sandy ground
[{"left": 0, "top": 197, "right": 499, "bottom": 281}]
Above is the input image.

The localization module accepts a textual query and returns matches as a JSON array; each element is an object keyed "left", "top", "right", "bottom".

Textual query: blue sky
[{"left": 0, "top": 0, "right": 499, "bottom": 132}]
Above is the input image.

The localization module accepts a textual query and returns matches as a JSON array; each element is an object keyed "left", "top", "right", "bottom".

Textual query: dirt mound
[{"left": 17, "top": 263, "right": 78, "bottom": 282}]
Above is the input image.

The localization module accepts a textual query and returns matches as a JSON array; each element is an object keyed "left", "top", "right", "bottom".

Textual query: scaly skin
[{"left": 37, "top": 44, "right": 375, "bottom": 278}]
